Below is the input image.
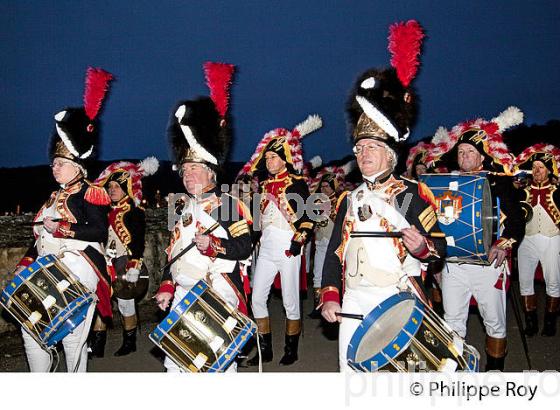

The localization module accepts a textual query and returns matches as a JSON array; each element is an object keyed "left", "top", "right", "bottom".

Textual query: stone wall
[{"left": 0, "top": 208, "right": 170, "bottom": 333}]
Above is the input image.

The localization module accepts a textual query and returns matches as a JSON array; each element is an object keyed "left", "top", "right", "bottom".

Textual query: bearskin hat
[
  {"left": 347, "top": 20, "right": 424, "bottom": 149},
  {"left": 49, "top": 67, "right": 113, "bottom": 175},
  {"left": 168, "top": 62, "right": 234, "bottom": 172}
]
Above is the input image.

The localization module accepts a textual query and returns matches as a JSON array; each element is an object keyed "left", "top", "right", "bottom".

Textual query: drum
[
  {"left": 347, "top": 292, "right": 479, "bottom": 372},
  {"left": 419, "top": 173, "right": 500, "bottom": 264},
  {"left": 149, "top": 280, "right": 257, "bottom": 372},
  {"left": 0, "top": 254, "right": 96, "bottom": 348}
]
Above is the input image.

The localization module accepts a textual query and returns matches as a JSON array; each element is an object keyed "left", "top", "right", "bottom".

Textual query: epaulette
[
  {"left": 84, "top": 180, "right": 111, "bottom": 206},
  {"left": 224, "top": 193, "right": 253, "bottom": 224},
  {"left": 417, "top": 182, "right": 437, "bottom": 210}
]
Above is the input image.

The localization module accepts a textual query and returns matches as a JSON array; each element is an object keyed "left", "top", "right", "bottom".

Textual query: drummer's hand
[
  {"left": 401, "top": 226, "right": 427, "bottom": 256},
  {"left": 13, "top": 265, "right": 26, "bottom": 276},
  {"left": 194, "top": 233, "right": 210, "bottom": 252},
  {"left": 43, "top": 217, "right": 59, "bottom": 233},
  {"left": 155, "top": 292, "right": 172, "bottom": 311},
  {"left": 125, "top": 268, "right": 140, "bottom": 283},
  {"left": 321, "top": 301, "right": 342, "bottom": 323},
  {"left": 488, "top": 245, "right": 507, "bottom": 268}
]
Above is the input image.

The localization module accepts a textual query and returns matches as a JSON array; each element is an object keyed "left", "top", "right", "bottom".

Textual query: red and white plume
[
  {"left": 203, "top": 61, "right": 235, "bottom": 119},
  {"left": 238, "top": 114, "right": 323, "bottom": 177},
  {"left": 424, "top": 106, "right": 524, "bottom": 173},
  {"left": 309, "top": 159, "right": 356, "bottom": 194},
  {"left": 95, "top": 157, "right": 159, "bottom": 205},
  {"left": 405, "top": 141, "right": 432, "bottom": 172},
  {"left": 388, "top": 20, "right": 425, "bottom": 87},
  {"left": 83, "top": 67, "right": 114, "bottom": 121}
]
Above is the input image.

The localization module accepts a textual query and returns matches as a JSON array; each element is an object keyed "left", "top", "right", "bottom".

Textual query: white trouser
[
  {"left": 22, "top": 251, "right": 98, "bottom": 372},
  {"left": 338, "top": 284, "right": 400, "bottom": 372},
  {"left": 164, "top": 273, "right": 238, "bottom": 373},
  {"left": 518, "top": 234, "right": 560, "bottom": 297},
  {"left": 117, "top": 298, "right": 136, "bottom": 317},
  {"left": 442, "top": 262, "right": 506, "bottom": 339},
  {"left": 251, "top": 227, "right": 301, "bottom": 320},
  {"left": 312, "top": 238, "right": 329, "bottom": 289}
]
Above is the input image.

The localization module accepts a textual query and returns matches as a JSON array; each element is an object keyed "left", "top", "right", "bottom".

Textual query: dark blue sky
[{"left": 1, "top": 0, "right": 559, "bottom": 168}]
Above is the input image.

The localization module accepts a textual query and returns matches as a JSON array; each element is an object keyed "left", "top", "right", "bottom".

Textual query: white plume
[
  {"left": 432, "top": 126, "right": 449, "bottom": 145},
  {"left": 294, "top": 114, "right": 323, "bottom": 138},
  {"left": 492, "top": 106, "right": 523, "bottom": 132},
  {"left": 139, "top": 156, "right": 159, "bottom": 176},
  {"left": 309, "top": 155, "right": 322, "bottom": 169}
]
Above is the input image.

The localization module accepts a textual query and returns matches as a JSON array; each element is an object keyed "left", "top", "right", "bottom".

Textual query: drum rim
[
  {"left": 40, "top": 293, "right": 96, "bottom": 346},
  {"left": 347, "top": 292, "right": 424, "bottom": 371},
  {"left": 420, "top": 173, "right": 496, "bottom": 264},
  {"left": 149, "top": 280, "right": 257, "bottom": 373},
  {"left": 1, "top": 254, "right": 96, "bottom": 347}
]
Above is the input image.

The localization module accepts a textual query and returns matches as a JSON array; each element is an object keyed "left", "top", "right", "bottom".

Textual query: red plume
[
  {"left": 388, "top": 20, "right": 425, "bottom": 87},
  {"left": 203, "top": 61, "right": 235, "bottom": 118},
  {"left": 83, "top": 67, "right": 114, "bottom": 121}
]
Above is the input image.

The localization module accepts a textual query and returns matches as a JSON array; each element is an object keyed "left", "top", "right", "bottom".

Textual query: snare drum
[
  {"left": 149, "top": 280, "right": 257, "bottom": 372},
  {"left": 347, "top": 292, "right": 479, "bottom": 372},
  {"left": 419, "top": 173, "right": 500, "bottom": 264},
  {"left": 0, "top": 254, "right": 96, "bottom": 347}
]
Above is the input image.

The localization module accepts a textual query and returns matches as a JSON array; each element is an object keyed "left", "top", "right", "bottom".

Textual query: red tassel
[
  {"left": 83, "top": 67, "right": 114, "bottom": 120},
  {"left": 203, "top": 62, "right": 235, "bottom": 118},
  {"left": 388, "top": 20, "right": 425, "bottom": 87},
  {"left": 85, "top": 184, "right": 111, "bottom": 206}
]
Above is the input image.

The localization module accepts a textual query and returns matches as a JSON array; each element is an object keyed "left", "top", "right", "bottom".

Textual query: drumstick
[
  {"left": 335, "top": 312, "right": 364, "bottom": 320},
  {"left": 350, "top": 231, "right": 446, "bottom": 239},
  {"left": 118, "top": 275, "right": 150, "bottom": 280},
  {"left": 25, "top": 218, "right": 64, "bottom": 226},
  {"left": 159, "top": 222, "right": 221, "bottom": 273}
]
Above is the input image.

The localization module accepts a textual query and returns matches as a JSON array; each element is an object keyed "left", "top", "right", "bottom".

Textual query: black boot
[
  {"left": 88, "top": 331, "right": 107, "bottom": 359},
  {"left": 485, "top": 335, "right": 506, "bottom": 372},
  {"left": 541, "top": 296, "right": 559, "bottom": 337},
  {"left": 114, "top": 328, "right": 137, "bottom": 356},
  {"left": 542, "top": 311, "right": 558, "bottom": 337},
  {"left": 524, "top": 311, "right": 539, "bottom": 336},
  {"left": 485, "top": 354, "right": 505, "bottom": 372},
  {"left": 279, "top": 334, "right": 300, "bottom": 365},
  {"left": 247, "top": 333, "right": 273, "bottom": 366}
]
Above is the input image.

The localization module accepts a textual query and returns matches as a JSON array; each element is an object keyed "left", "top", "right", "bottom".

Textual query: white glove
[{"left": 125, "top": 268, "right": 140, "bottom": 283}]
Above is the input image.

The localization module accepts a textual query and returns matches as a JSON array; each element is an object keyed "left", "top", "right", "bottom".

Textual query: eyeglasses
[
  {"left": 352, "top": 143, "right": 384, "bottom": 156},
  {"left": 50, "top": 160, "right": 73, "bottom": 169}
]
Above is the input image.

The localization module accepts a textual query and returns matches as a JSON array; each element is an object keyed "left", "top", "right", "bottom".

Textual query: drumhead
[{"left": 354, "top": 298, "right": 415, "bottom": 362}]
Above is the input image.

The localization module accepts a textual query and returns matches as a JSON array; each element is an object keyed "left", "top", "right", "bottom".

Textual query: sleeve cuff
[
  {"left": 413, "top": 238, "right": 440, "bottom": 260},
  {"left": 157, "top": 280, "right": 175, "bottom": 296},
  {"left": 200, "top": 234, "right": 225, "bottom": 257},
  {"left": 494, "top": 237, "right": 516, "bottom": 250},
  {"left": 17, "top": 256, "right": 35, "bottom": 268},
  {"left": 126, "top": 259, "right": 142, "bottom": 270},
  {"left": 53, "top": 221, "right": 75, "bottom": 238},
  {"left": 291, "top": 231, "right": 307, "bottom": 244},
  {"left": 319, "top": 286, "right": 340, "bottom": 306}
]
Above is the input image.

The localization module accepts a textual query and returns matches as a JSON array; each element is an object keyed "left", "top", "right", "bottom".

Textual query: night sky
[{"left": 1, "top": 0, "right": 559, "bottom": 168}]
